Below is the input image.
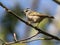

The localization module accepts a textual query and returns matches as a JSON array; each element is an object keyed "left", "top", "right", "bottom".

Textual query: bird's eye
[{"left": 25, "top": 10, "right": 28, "bottom": 12}]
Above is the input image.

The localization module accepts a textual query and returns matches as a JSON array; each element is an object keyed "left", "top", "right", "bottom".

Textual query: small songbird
[{"left": 24, "top": 8, "right": 54, "bottom": 23}]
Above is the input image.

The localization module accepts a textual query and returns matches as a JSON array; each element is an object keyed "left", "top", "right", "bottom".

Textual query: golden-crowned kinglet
[{"left": 24, "top": 8, "right": 54, "bottom": 23}]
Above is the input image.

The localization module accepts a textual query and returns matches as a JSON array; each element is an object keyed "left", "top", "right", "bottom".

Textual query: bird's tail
[
  {"left": 48, "top": 16, "right": 54, "bottom": 19},
  {"left": 40, "top": 16, "right": 54, "bottom": 19}
]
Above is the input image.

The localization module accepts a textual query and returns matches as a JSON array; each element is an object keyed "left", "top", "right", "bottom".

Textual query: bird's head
[{"left": 24, "top": 8, "right": 31, "bottom": 15}]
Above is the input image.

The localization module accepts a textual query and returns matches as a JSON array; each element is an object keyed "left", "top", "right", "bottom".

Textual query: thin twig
[
  {"left": 23, "top": 37, "right": 53, "bottom": 43},
  {"left": 0, "top": 2, "right": 60, "bottom": 41},
  {"left": 2, "top": 37, "right": 53, "bottom": 45}
]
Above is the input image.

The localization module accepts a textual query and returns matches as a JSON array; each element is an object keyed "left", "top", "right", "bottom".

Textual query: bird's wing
[
  {"left": 29, "top": 11, "right": 54, "bottom": 18},
  {"left": 30, "top": 12, "right": 54, "bottom": 18},
  {"left": 29, "top": 11, "right": 48, "bottom": 16}
]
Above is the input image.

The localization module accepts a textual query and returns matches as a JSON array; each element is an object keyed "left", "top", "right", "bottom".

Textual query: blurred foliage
[
  {"left": 0, "top": 0, "right": 60, "bottom": 45},
  {"left": 0, "top": 2, "right": 26, "bottom": 45},
  {"left": 30, "top": 17, "right": 54, "bottom": 45}
]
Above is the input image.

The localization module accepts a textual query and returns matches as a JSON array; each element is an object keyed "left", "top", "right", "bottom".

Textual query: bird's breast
[{"left": 28, "top": 16, "right": 40, "bottom": 19}]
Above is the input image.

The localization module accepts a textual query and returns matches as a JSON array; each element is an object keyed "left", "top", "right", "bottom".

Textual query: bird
[
  {"left": 24, "top": 8, "right": 54, "bottom": 23},
  {"left": 23, "top": 8, "right": 54, "bottom": 39}
]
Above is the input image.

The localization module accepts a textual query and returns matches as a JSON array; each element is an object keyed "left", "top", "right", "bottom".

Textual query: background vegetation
[{"left": 0, "top": 0, "right": 60, "bottom": 45}]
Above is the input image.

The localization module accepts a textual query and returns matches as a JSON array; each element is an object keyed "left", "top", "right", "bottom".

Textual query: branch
[
  {"left": 23, "top": 37, "right": 53, "bottom": 43},
  {"left": 2, "top": 33, "right": 53, "bottom": 45},
  {"left": 0, "top": 2, "right": 60, "bottom": 41},
  {"left": 0, "top": 33, "right": 55, "bottom": 45},
  {"left": 2, "top": 37, "right": 53, "bottom": 45},
  {"left": 53, "top": 0, "right": 60, "bottom": 4}
]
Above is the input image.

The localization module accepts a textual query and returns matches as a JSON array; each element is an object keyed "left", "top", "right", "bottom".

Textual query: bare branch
[
  {"left": 53, "top": 0, "right": 60, "bottom": 4},
  {"left": 23, "top": 37, "right": 53, "bottom": 43},
  {"left": 1, "top": 37, "right": 53, "bottom": 45}
]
